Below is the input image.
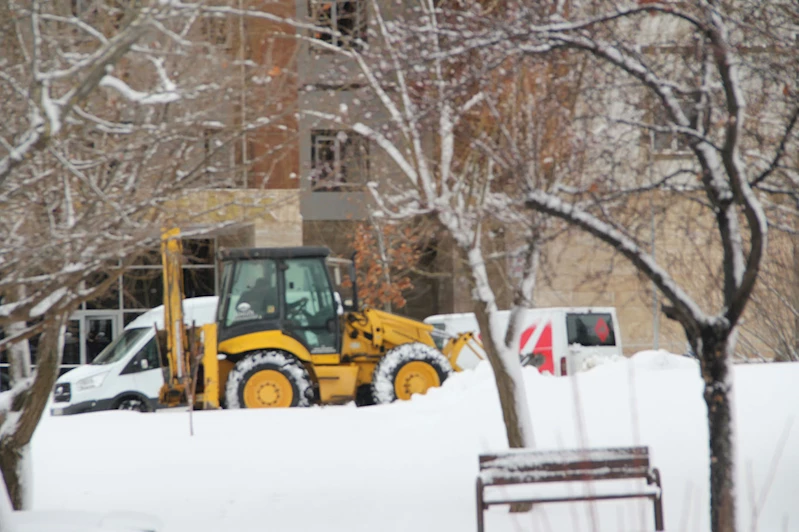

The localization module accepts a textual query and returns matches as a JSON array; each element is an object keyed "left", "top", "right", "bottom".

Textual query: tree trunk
[
  {"left": 473, "top": 305, "right": 535, "bottom": 513},
  {"left": 473, "top": 305, "right": 533, "bottom": 448},
  {"left": 699, "top": 331, "right": 737, "bottom": 532},
  {"left": 0, "top": 468, "right": 18, "bottom": 532},
  {"left": 0, "top": 316, "right": 65, "bottom": 510},
  {"left": 0, "top": 445, "right": 28, "bottom": 512}
]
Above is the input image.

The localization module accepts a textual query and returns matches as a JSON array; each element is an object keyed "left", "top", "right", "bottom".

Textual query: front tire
[
  {"left": 371, "top": 343, "right": 453, "bottom": 404},
  {"left": 226, "top": 351, "right": 314, "bottom": 409}
]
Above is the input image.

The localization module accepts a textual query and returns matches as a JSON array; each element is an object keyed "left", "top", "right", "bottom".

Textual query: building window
[
  {"left": 70, "top": 0, "right": 86, "bottom": 16},
  {"left": 183, "top": 239, "right": 217, "bottom": 298},
  {"left": 310, "top": 129, "right": 369, "bottom": 191},
  {"left": 122, "top": 239, "right": 217, "bottom": 313},
  {"left": 201, "top": 14, "right": 232, "bottom": 49},
  {"left": 309, "top": 0, "right": 367, "bottom": 48},
  {"left": 652, "top": 99, "right": 697, "bottom": 153}
]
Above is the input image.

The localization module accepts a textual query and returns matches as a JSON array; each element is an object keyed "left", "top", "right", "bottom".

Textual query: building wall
[
  {"left": 169, "top": 189, "right": 303, "bottom": 248},
  {"left": 241, "top": 0, "right": 301, "bottom": 190}
]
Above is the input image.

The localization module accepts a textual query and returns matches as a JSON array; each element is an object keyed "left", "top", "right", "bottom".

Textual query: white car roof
[
  {"left": 424, "top": 307, "right": 617, "bottom": 323},
  {"left": 126, "top": 296, "right": 218, "bottom": 331}
]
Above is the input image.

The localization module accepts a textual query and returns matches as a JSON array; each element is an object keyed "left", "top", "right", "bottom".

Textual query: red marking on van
[{"left": 595, "top": 318, "right": 610, "bottom": 343}]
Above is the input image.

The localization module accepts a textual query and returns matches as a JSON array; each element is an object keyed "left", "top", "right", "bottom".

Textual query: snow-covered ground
[{"left": 27, "top": 351, "right": 798, "bottom": 532}]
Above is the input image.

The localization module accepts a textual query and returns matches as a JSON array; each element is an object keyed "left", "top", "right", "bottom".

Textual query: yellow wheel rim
[
  {"left": 394, "top": 361, "right": 441, "bottom": 400},
  {"left": 242, "top": 369, "right": 293, "bottom": 408}
]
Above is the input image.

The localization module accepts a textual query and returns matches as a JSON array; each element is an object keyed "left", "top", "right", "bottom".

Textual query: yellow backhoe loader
[{"left": 157, "top": 229, "right": 482, "bottom": 409}]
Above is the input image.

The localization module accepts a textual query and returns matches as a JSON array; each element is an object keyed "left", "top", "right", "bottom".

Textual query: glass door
[
  {"left": 85, "top": 315, "right": 117, "bottom": 364},
  {"left": 62, "top": 313, "right": 120, "bottom": 368},
  {"left": 63, "top": 319, "right": 82, "bottom": 366}
]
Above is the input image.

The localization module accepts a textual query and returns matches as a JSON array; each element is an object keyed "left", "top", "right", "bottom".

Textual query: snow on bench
[{"left": 476, "top": 446, "right": 664, "bottom": 532}]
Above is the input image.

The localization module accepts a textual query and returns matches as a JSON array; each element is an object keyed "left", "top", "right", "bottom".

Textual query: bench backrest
[{"left": 479, "top": 446, "right": 651, "bottom": 485}]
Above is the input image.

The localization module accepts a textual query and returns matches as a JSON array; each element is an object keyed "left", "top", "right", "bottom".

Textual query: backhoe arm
[{"left": 158, "top": 228, "right": 190, "bottom": 406}]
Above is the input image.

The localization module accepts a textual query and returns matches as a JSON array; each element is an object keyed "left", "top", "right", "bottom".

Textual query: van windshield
[{"left": 91, "top": 328, "right": 151, "bottom": 365}]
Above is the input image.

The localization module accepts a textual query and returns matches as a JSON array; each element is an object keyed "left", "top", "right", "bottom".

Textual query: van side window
[
  {"left": 141, "top": 337, "right": 159, "bottom": 369},
  {"left": 566, "top": 313, "right": 616, "bottom": 347},
  {"left": 121, "top": 338, "right": 159, "bottom": 375}
]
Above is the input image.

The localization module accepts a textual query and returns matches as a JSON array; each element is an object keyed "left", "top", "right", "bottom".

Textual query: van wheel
[
  {"left": 371, "top": 343, "right": 453, "bottom": 404},
  {"left": 117, "top": 397, "right": 149, "bottom": 412},
  {"left": 226, "top": 351, "right": 314, "bottom": 409}
]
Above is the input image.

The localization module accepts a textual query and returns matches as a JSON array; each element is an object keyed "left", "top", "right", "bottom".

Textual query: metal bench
[{"left": 476, "top": 446, "right": 664, "bottom": 532}]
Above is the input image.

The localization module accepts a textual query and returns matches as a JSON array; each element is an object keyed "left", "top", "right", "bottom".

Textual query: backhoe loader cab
[{"left": 217, "top": 247, "right": 341, "bottom": 357}]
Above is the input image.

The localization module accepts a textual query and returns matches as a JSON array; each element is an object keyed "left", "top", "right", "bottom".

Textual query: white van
[
  {"left": 424, "top": 307, "right": 623, "bottom": 375},
  {"left": 50, "top": 297, "right": 218, "bottom": 415}
]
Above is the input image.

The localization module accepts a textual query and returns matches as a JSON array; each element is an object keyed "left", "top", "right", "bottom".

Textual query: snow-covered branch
[
  {"left": 99, "top": 74, "right": 180, "bottom": 105},
  {"left": 0, "top": 13, "right": 151, "bottom": 185},
  {"left": 524, "top": 188, "right": 706, "bottom": 328}
]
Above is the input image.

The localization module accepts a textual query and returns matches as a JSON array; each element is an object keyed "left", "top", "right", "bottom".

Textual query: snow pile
[
  {"left": 579, "top": 353, "right": 624, "bottom": 371},
  {"left": 28, "top": 353, "right": 799, "bottom": 532},
  {"left": 11, "top": 510, "right": 162, "bottom": 532},
  {"left": 629, "top": 349, "right": 700, "bottom": 371}
]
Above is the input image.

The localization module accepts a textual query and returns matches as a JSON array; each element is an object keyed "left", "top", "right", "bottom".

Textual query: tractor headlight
[{"left": 75, "top": 372, "right": 109, "bottom": 391}]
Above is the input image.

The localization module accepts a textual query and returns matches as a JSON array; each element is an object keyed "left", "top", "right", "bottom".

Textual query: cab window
[
  {"left": 283, "top": 258, "right": 336, "bottom": 326},
  {"left": 282, "top": 258, "right": 337, "bottom": 352},
  {"left": 223, "top": 259, "right": 279, "bottom": 326}
]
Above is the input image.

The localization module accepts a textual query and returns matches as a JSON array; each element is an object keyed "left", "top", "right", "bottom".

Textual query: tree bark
[
  {"left": 698, "top": 330, "right": 737, "bottom": 532},
  {"left": 0, "top": 444, "right": 27, "bottom": 513},
  {"left": 473, "top": 305, "right": 532, "bottom": 448},
  {"left": 0, "top": 316, "right": 65, "bottom": 510},
  {"left": 0, "top": 467, "right": 17, "bottom": 532},
  {"left": 473, "top": 304, "right": 535, "bottom": 513}
]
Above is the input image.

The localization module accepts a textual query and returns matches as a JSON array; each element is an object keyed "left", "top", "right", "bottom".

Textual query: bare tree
[
  {"left": 294, "top": 0, "right": 589, "bottom": 451},
  {"left": 0, "top": 0, "right": 292, "bottom": 509},
  {"left": 437, "top": 1, "right": 798, "bottom": 530}
]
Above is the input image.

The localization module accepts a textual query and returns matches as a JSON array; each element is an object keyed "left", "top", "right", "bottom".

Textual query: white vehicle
[
  {"left": 424, "top": 307, "right": 623, "bottom": 375},
  {"left": 51, "top": 296, "right": 218, "bottom": 415}
]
